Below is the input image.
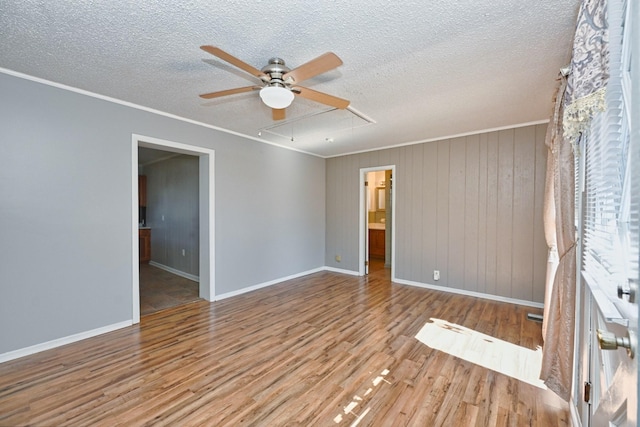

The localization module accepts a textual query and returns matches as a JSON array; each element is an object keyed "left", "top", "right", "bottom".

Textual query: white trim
[
  {"left": 393, "top": 277, "right": 545, "bottom": 309},
  {"left": 131, "top": 141, "right": 140, "bottom": 323},
  {"left": 201, "top": 151, "right": 216, "bottom": 302},
  {"left": 326, "top": 119, "right": 550, "bottom": 158},
  {"left": 324, "top": 266, "right": 360, "bottom": 276},
  {"left": 214, "top": 267, "right": 325, "bottom": 301},
  {"left": 132, "top": 134, "right": 216, "bottom": 325},
  {"left": 0, "top": 67, "right": 320, "bottom": 158},
  {"left": 0, "top": 321, "right": 132, "bottom": 364},
  {"left": 149, "top": 261, "right": 199, "bottom": 282},
  {"left": 359, "top": 166, "right": 396, "bottom": 278}
]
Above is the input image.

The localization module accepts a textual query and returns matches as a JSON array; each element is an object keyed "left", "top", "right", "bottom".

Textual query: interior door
[
  {"left": 589, "top": 286, "right": 637, "bottom": 426},
  {"left": 579, "top": 1, "right": 638, "bottom": 422}
]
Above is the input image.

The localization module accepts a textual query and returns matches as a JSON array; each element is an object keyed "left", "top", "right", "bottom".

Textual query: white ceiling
[{"left": 0, "top": 1, "right": 579, "bottom": 157}]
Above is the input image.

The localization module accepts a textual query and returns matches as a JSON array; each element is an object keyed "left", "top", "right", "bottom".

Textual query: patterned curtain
[{"left": 540, "top": 0, "right": 609, "bottom": 401}]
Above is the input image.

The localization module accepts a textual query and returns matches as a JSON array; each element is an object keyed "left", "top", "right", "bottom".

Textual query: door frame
[
  {"left": 359, "top": 165, "right": 396, "bottom": 277},
  {"left": 131, "top": 134, "right": 215, "bottom": 324}
]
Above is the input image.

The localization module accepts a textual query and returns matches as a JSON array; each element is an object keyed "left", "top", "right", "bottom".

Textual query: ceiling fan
[{"left": 199, "top": 46, "right": 350, "bottom": 121}]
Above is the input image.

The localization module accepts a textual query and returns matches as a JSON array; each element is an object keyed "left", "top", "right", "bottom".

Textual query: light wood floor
[{"left": 0, "top": 270, "right": 569, "bottom": 426}]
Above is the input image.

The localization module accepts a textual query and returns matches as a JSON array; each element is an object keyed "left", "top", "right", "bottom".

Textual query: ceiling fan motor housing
[{"left": 261, "top": 58, "right": 291, "bottom": 87}]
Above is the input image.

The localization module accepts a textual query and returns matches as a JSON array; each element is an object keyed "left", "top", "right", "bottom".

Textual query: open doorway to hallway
[
  {"left": 131, "top": 134, "right": 215, "bottom": 324},
  {"left": 138, "top": 147, "right": 201, "bottom": 315}
]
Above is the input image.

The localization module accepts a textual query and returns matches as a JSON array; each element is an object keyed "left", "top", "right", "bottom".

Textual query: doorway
[
  {"left": 359, "top": 166, "right": 395, "bottom": 277},
  {"left": 131, "top": 134, "right": 215, "bottom": 324},
  {"left": 138, "top": 147, "right": 200, "bottom": 315}
]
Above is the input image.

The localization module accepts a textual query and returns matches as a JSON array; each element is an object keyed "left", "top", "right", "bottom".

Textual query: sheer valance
[{"left": 563, "top": 0, "right": 609, "bottom": 140}]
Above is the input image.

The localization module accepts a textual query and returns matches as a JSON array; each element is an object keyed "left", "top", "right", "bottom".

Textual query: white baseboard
[
  {"left": 392, "top": 277, "right": 545, "bottom": 309},
  {"left": 214, "top": 266, "right": 362, "bottom": 301},
  {"left": 0, "top": 268, "right": 543, "bottom": 364},
  {"left": 149, "top": 261, "right": 199, "bottom": 282},
  {"left": 214, "top": 267, "right": 326, "bottom": 301},
  {"left": 323, "top": 266, "right": 360, "bottom": 276},
  {"left": 0, "top": 320, "right": 132, "bottom": 364}
]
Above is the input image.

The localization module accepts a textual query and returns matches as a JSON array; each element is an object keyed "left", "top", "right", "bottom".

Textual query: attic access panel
[{"left": 259, "top": 107, "right": 375, "bottom": 144}]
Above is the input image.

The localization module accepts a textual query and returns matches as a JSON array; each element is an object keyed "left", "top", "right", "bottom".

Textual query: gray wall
[
  {"left": 143, "top": 154, "right": 200, "bottom": 277},
  {"left": 0, "top": 72, "right": 325, "bottom": 355},
  {"left": 326, "top": 124, "right": 548, "bottom": 303}
]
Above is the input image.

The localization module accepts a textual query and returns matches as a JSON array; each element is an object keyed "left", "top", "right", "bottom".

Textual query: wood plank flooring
[{"left": 0, "top": 270, "right": 569, "bottom": 426}]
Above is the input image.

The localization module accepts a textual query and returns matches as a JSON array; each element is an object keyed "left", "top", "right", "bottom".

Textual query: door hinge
[{"left": 583, "top": 381, "right": 591, "bottom": 403}]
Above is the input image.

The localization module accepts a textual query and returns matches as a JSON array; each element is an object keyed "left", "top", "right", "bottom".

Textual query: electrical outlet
[
  {"left": 182, "top": 249, "right": 186, "bottom": 256},
  {"left": 335, "top": 255, "right": 341, "bottom": 262},
  {"left": 433, "top": 270, "right": 440, "bottom": 281}
]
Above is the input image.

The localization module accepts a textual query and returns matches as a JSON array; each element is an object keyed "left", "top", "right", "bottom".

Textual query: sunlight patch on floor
[
  {"left": 415, "top": 318, "right": 546, "bottom": 389},
  {"left": 333, "top": 368, "right": 391, "bottom": 425}
]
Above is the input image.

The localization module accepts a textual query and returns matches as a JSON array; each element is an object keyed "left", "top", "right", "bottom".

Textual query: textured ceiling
[{"left": 0, "top": 1, "right": 579, "bottom": 157}]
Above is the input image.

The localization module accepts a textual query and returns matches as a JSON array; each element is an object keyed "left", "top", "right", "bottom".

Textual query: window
[{"left": 579, "top": 0, "right": 636, "bottom": 320}]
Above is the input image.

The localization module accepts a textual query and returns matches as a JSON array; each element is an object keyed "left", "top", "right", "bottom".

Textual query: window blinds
[{"left": 580, "top": 0, "right": 636, "bottom": 313}]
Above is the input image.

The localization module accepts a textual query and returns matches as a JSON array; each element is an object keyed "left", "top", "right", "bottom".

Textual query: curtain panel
[
  {"left": 541, "top": 0, "right": 609, "bottom": 401},
  {"left": 541, "top": 81, "right": 563, "bottom": 340},
  {"left": 540, "top": 77, "right": 577, "bottom": 401}
]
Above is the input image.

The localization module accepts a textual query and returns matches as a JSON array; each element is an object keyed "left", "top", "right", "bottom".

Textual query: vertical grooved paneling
[
  {"left": 348, "top": 156, "right": 358, "bottom": 267},
  {"left": 411, "top": 144, "right": 423, "bottom": 280},
  {"left": 396, "top": 146, "right": 416, "bottom": 277},
  {"left": 448, "top": 137, "right": 466, "bottom": 287},
  {"left": 436, "top": 140, "right": 450, "bottom": 285},
  {"left": 343, "top": 155, "right": 350, "bottom": 267},
  {"left": 477, "top": 133, "right": 489, "bottom": 293},
  {"left": 464, "top": 134, "right": 480, "bottom": 292},
  {"left": 386, "top": 148, "right": 400, "bottom": 270},
  {"left": 484, "top": 132, "right": 499, "bottom": 295},
  {"left": 422, "top": 142, "right": 438, "bottom": 282},
  {"left": 347, "top": 155, "right": 358, "bottom": 267},
  {"left": 532, "top": 124, "right": 548, "bottom": 302},
  {"left": 145, "top": 154, "right": 199, "bottom": 276},
  {"left": 496, "top": 130, "right": 515, "bottom": 297},
  {"left": 332, "top": 156, "right": 344, "bottom": 266},
  {"left": 512, "top": 127, "right": 536, "bottom": 300},
  {"left": 325, "top": 157, "right": 337, "bottom": 263},
  {"left": 325, "top": 124, "right": 548, "bottom": 303}
]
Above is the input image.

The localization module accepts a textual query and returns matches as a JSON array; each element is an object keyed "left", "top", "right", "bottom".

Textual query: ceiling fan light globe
[{"left": 259, "top": 86, "right": 294, "bottom": 109}]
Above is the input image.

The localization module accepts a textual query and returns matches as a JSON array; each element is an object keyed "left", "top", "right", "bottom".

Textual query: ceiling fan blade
[
  {"left": 272, "top": 108, "right": 286, "bottom": 121},
  {"left": 200, "top": 45, "right": 269, "bottom": 81},
  {"left": 283, "top": 52, "right": 343, "bottom": 84},
  {"left": 293, "top": 86, "right": 350, "bottom": 109},
  {"left": 199, "top": 85, "right": 261, "bottom": 99}
]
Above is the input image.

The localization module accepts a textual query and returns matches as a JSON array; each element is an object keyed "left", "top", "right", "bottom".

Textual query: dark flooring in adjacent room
[
  {"left": 368, "top": 257, "right": 386, "bottom": 273},
  {"left": 139, "top": 263, "right": 201, "bottom": 315}
]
